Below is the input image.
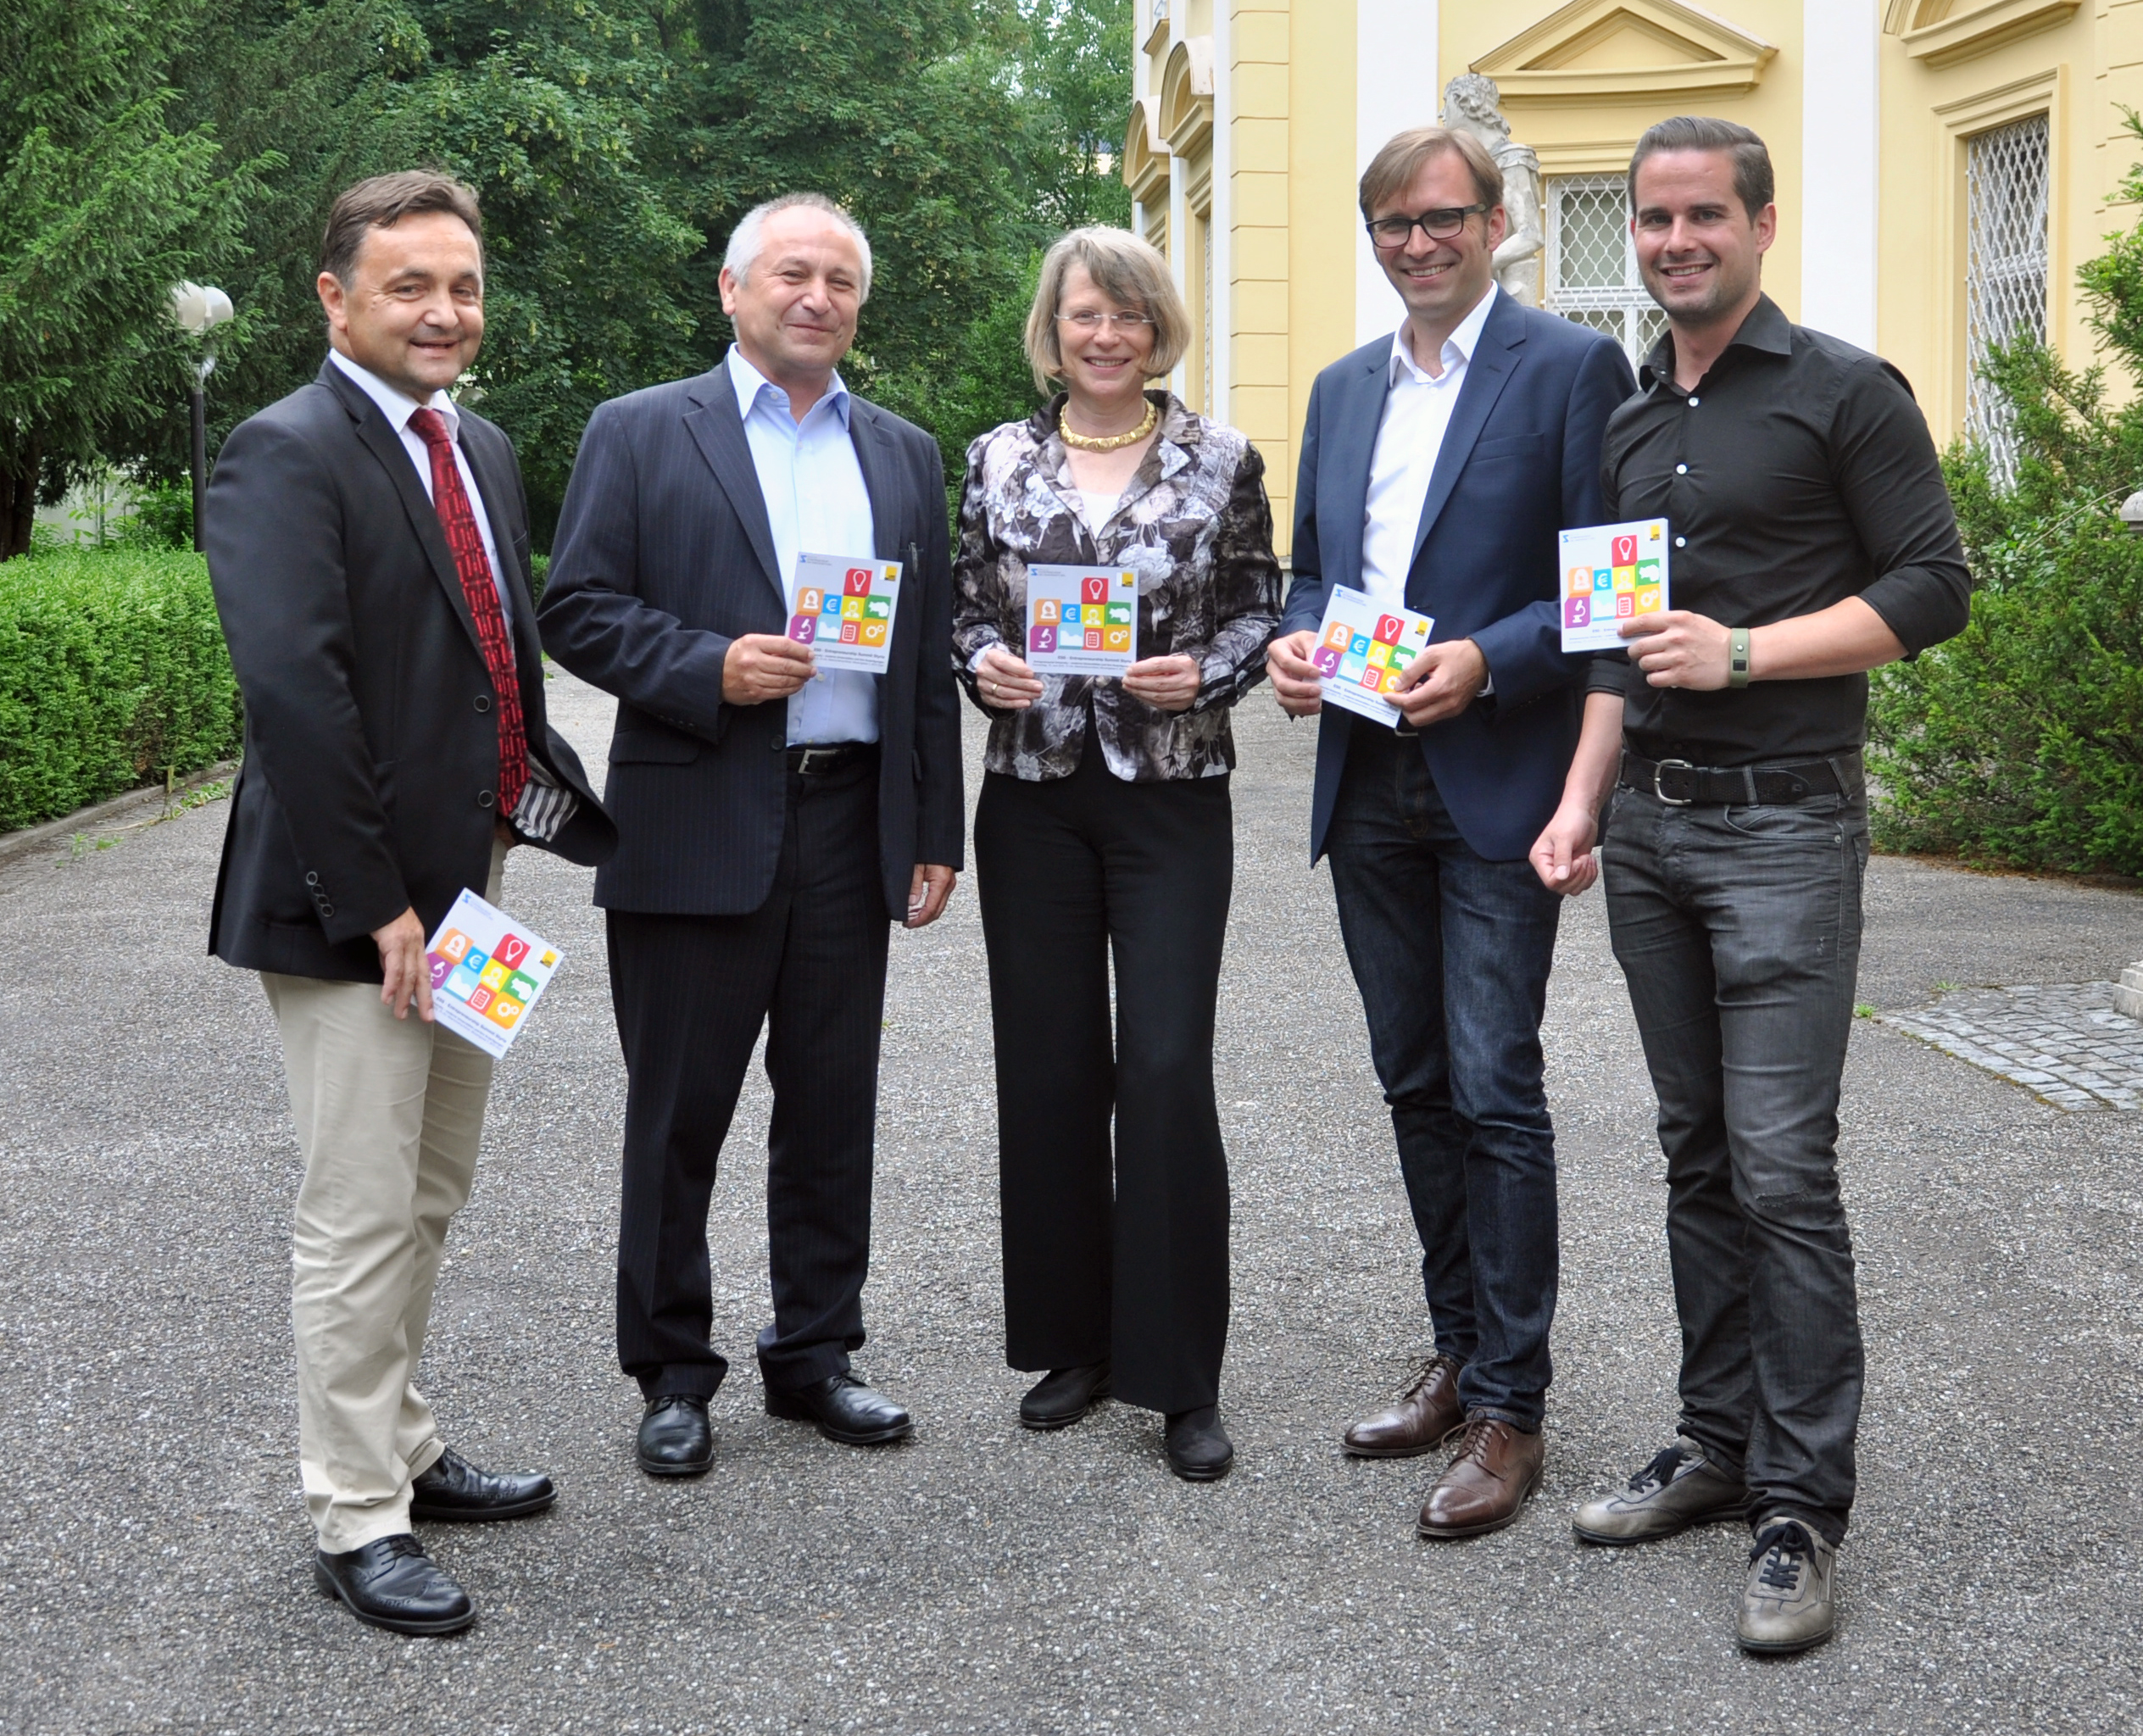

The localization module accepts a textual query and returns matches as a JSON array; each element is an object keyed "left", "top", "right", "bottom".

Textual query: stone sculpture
[{"left": 1440, "top": 72, "right": 1545, "bottom": 308}]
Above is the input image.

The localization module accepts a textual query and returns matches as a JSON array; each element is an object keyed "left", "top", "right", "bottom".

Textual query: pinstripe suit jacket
[{"left": 537, "top": 355, "right": 965, "bottom": 918}]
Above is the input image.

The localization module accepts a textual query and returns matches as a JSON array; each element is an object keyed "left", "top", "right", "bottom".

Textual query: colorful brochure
[
  {"left": 1311, "top": 586, "right": 1436, "bottom": 728},
  {"left": 1559, "top": 517, "right": 1669, "bottom": 653},
  {"left": 424, "top": 889, "right": 564, "bottom": 1060},
  {"left": 787, "top": 552, "right": 903, "bottom": 675},
  {"left": 1024, "top": 564, "right": 1139, "bottom": 676}
]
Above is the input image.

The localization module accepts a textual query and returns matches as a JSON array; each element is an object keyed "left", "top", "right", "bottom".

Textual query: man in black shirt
[{"left": 1528, "top": 116, "right": 1969, "bottom": 1655}]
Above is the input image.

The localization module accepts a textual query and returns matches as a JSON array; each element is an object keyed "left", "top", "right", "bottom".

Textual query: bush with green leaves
[
  {"left": 1868, "top": 134, "right": 2143, "bottom": 876},
  {"left": 0, "top": 546, "right": 241, "bottom": 831}
]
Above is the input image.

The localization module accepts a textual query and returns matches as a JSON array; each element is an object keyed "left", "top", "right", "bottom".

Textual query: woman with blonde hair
[{"left": 952, "top": 226, "right": 1281, "bottom": 1481}]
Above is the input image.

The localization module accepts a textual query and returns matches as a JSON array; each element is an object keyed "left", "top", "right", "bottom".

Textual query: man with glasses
[
  {"left": 1267, "top": 127, "right": 1635, "bottom": 1538},
  {"left": 1539, "top": 116, "right": 1968, "bottom": 1652}
]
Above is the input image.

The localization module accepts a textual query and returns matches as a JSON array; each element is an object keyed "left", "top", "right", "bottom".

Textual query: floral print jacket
[{"left": 951, "top": 392, "right": 1283, "bottom": 782}]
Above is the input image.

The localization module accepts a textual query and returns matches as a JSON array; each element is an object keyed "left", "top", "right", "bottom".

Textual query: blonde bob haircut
[{"left": 1023, "top": 227, "right": 1189, "bottom": 395}]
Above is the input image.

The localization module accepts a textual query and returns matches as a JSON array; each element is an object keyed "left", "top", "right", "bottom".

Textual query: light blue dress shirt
[{"left": 725, "top": 345, "right": 880, "bottom": 746}]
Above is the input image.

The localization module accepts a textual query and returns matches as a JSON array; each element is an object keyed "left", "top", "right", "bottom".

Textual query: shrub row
[{"left": 0, "top": 548, "right": 242, "bottom": 833}]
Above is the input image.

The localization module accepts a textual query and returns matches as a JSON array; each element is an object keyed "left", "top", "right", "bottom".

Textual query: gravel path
[{"left": 3, "top": 672, "right": 2139, "bottom": 1733}]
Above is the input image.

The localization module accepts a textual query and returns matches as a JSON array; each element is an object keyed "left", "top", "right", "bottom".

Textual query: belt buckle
[
  {"left": 1653, "top": 757, "right": 1696, "bottom": 806},
  {"left": 794, "top": 745, "right": 835, "bottom": 776}
]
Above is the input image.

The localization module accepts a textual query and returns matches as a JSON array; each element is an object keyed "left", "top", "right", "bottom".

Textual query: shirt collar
[
  {"left": 726, "top": 343, "right": 851, "bottom": 428},
  {"left": 328, "top": 347, "right": 458, "bottom": 438},
  {"left": 1390, "top": 285, "right": 1500, "bottom": 387},
  {"left": 1639, "top": 292, "right": 1792, "bottom": 391}
]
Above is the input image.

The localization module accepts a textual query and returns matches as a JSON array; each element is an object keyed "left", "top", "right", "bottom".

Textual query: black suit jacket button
[
  {"left": 477, "top": 790, "right": 495, "bottom": 809},
  {"left": 319, "top": 903, "right": 335, "bottom": 918},
  {"left": 304, "top": 871, "right": 320, "bottom": 886},
  {"left": 475, "top": 694, "right": 493, "bottom": 713}
]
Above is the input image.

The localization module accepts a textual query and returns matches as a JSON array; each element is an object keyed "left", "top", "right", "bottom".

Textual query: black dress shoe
[
  {"left": 765, "top": 1372, "right": 912, "bottom": 1445},
  {"left": 1020, "top": 1363, "right": 1112, "bottom": 1430},
  {"left": 314, "top": 1533, "right": 474, "bottom": 1636},
  {"left": 637, "top": 1394, "right": 715, "bottom": 1477},
  {"left": 1164, "top": 1405, "right": 1235, "bottom": 1483},
  {"left": 409, "top": 1446, "right": 556, "bottom": 1522}
]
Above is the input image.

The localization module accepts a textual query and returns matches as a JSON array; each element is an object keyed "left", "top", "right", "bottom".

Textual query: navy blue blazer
[
  {"left": 537, "top": 357, "right": 965, "bottom": 918},
  {"left": 1281, "top": 292, "right": 1636, "bottom": 862}
]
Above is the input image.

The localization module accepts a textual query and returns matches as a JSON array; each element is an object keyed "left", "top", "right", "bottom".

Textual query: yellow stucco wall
[
  {"left": 1876, "top": 5, "right": 2109, "bottom": 437},
  {"left": 1167, "top": 0, "right": 2132, "bottom": 537},
  {"left": 1442, "top": 0, "right": 1807, "bottom": 328}
]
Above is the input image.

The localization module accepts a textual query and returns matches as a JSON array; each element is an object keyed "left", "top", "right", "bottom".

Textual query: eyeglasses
[
  {"left": 1055, "top": 310, "right": 1155, "bottom": 333},
  {"left": 1365, "top": 204, "right": 1490, "bottom": 249}
]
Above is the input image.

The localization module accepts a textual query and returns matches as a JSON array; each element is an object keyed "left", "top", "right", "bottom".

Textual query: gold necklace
[{"left": 1059, "top": 399, "right": 1158, "bottom": 452}]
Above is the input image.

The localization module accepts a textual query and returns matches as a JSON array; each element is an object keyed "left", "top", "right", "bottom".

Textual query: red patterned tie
[{"left": 409, "top": 407, "right": 527, "bottom": 818}]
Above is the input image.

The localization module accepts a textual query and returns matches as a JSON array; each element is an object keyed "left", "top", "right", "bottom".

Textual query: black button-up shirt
[{"left": 1590, "top": 294, "right": 1970, "bottom": 765}]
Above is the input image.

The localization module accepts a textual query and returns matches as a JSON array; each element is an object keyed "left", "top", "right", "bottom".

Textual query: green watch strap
[{"left": 1728, "top": 627, "right": 1752, "bottom": 688}]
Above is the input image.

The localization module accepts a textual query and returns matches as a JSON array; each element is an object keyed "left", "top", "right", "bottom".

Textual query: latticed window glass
[
  {"left": 1546, "top": 175, "right": 1666, "bottom": 369},
  {"left": 1964, "top": 115, "right": 2049, "bottom": 477}
]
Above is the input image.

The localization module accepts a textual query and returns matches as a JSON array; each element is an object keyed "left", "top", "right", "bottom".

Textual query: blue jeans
[
  {"left": 1324, "top": 723, "right": 1564, "bottom": 1430},
  {"left": 1602, "top": 782, "right": 1869, "bottom": 1545}
]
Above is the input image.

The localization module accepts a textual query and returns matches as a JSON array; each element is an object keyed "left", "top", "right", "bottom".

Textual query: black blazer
[
  {"left": 203, "top": 359, "right": 615, "bottom": 983},
  {"left": 536, "top": 354, "right": 965, "bottom": 919}
]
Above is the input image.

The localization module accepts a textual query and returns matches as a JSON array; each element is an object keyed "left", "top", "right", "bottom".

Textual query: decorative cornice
[
  {"left": 1472, "top": 0, "right": 1775, "bottom": 105},
  {"left": 1123, "top": 97, "right": 1170, "bottom": 202},
  {"left": 1159, "top": 35, "right": 1215, "bottom": 157},
  {"left": 1894, "top": 0, "right": 2080, "bottom": 69}
]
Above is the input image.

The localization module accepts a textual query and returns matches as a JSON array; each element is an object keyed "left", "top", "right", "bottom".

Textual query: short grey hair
[
  {"left": 1023, "top": 227, "right": 1189, "bottom": 394},
  {"left": 722, "top": 192, "right": 873, "bottom": 301}
]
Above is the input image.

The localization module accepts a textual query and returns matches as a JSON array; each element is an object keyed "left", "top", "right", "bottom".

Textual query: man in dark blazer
[
  {"left": 206, "top": 172, "right": 613, "bottom": 1635},
  {"left": 1266, "top": 128, "right": 1636, "bottom": 1538},
  {"left": 538, "top": 192, "right": 963, "bottom": 1476}
]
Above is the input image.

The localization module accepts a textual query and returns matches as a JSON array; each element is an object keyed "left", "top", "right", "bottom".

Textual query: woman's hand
[
  {"left": 1122, "top": 654, "right": 1201, "bottom": 713},
  {"left": 977, "top": 643, "right": 1044, "bottom": 711}
]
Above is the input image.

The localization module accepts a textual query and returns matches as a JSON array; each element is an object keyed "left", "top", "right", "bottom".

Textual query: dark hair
[
  {"left": 320, "top": 171, "right": 484, "bottom": 283},
  {"left": 1627, "top": 116, "right": 1773, "bottom": 220},
  {"left": 1359, "top": 125, "right": 1503, "bottom": 221}
]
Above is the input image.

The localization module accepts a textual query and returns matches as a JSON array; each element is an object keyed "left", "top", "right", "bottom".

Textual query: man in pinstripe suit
[{"left": 539, "top": 193, "right": 964, "bottom": 1474}]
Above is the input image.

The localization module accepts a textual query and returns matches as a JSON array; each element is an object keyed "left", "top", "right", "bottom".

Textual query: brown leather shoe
[
  {"left": 1416, "top": 1416, "right": 1545, "bottom": 1539},
  {"left": 1342, "top": 1353, "right": 1466, "bottom": 1459}
]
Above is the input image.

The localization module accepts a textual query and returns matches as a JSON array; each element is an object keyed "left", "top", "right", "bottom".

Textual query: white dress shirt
[
  {"left": 326, "top": 348, "right": 576, "bottom": 841},
  {"left": 327, "top": 348, "right": 511, "bottom": 627},
  {"left": 1358, "top": 285, "right": 1500, "bottom": 614},
  {"left": 725, "top": 345, "right": 880, "bottom": 747}
]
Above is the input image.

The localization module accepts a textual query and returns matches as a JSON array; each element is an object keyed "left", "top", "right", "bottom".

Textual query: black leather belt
[
  {"left": 786, "top": 741, "right": 877, "bottom": 776},
  {"left": 1620, "top": 749, "right": 1860, "bottom": 807}
]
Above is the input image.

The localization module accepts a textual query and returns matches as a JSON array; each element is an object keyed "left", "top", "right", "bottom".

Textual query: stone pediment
[
  {"left": 1122, "top": 97, "right": 1169, "bottom": 203},
  {"left": 1472, "top": 0, "right": 1776, "bottom": 104},
  {"left": 1882, "top": 0, "right": 2080, "bottom": 69},
  {"left": 1159, "top": 36, "right": 1215, "bottom": 155}
]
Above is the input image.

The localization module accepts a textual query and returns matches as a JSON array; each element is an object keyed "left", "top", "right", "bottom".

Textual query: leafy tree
[
  {"left": 1007, "top": 0, "right": 1133, "bottom": 236},
  {"left": 1868, "top": 122, "right": 2143, "bottom": 875},
  {"left": 0, "top": 0, "right": 253, "bottom": 558}
]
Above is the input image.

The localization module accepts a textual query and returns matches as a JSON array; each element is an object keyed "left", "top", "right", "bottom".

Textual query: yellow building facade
[{"left": 1127, "top": 0, "right": 2121, "bottom": 551}]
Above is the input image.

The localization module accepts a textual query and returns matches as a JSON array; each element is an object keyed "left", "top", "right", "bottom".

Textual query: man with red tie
[{"left": 204, "top": 172, "right": 614, "bottom": 1634}]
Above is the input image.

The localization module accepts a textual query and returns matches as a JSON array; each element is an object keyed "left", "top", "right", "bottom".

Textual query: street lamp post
[{"left": 170, "top": 282, "right": 234, "bottom": 552}]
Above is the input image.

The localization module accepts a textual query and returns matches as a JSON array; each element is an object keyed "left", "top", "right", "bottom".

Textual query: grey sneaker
[
  {"left": 1572, "top": 1441, "right": 1745, "bottom": 1545},
  {"left": 1737, "top": 1514, "right": 1839, "bottom": 1654}
]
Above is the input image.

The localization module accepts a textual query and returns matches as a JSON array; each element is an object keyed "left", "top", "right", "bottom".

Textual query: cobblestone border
[{"left": 1876, "top": 981, "right": 2143, "bottom": 1110}]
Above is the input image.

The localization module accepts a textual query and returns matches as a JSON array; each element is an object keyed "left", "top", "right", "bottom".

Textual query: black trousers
[
  {"left": 607, "top": 755, "right": 889, "bottom": 1400},
  {"left": 975, "top": 742, "right": 1233, "bottom": 1415}
]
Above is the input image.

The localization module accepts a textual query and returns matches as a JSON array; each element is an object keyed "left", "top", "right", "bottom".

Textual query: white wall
[
  {"left": 1356, "top": 0, "right": 1439, "bottom": 346},
  {"left": 1799, "top": 0, "right": 1879, "bottom": 347}
]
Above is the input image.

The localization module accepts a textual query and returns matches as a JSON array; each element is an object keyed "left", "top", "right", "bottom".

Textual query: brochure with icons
[
  {"left": 1559, "top": 517, "right": 1669, "bottom": 653},
  {"left": 424, "top": 890, "right": 564, "bottom": 1060},
  {"left": 786, "top": 552, "right": 903, "bottom": 674},
  {"left": 1309, "top": 586, "right": 1436, "bottom": 728},
  {"left": 1024, "top": 564, "right": 1140, "bottom": 676}
]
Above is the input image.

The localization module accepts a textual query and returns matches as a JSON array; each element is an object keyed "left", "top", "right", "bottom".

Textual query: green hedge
[{"left": 0, "top": 548, "right": 242, "bottom": 832}]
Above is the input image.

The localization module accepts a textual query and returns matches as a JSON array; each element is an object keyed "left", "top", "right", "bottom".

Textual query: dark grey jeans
[{"left": 1601, "top": 782, "right": 1870, "bottom": 1545}]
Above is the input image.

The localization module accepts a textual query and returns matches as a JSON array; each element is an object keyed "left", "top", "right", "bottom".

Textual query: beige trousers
[{"left": 262, "top": 842, "right": 507, "bottom": 1553}]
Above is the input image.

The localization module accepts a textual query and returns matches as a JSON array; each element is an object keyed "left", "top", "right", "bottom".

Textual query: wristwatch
[{"left": 1728, "top": 627, "right": 1751, "bottom": 688}]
